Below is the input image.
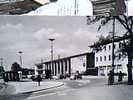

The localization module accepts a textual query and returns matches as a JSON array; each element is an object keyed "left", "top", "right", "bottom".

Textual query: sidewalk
[
  {"left": 82, "top": 75, "right": 128, "bottom": 85},
  {"left": 0, "top": 80, "right": 64, "bottom": 96},
  {"left": 82, "top": 75, "right": 106, "bottom": 79}
]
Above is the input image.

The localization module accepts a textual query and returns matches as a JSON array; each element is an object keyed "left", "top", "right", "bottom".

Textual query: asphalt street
[{"left": 1, "top": 77, "right": 133, "bottom": 100}]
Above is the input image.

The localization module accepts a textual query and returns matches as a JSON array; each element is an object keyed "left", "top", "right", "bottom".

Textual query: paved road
[{"left": 1, "top": 77, "right": 133, "bottom": 100}]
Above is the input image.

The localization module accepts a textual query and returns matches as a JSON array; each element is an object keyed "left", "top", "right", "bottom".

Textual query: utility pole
[
  {"left": 74, "top": 0, "right": 78, "bottom": 15},
  {"left": 111, "top": 17, "right": 115, "bottom": 84}
]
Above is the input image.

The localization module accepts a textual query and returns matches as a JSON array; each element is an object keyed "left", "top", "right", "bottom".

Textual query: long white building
[
  {"left": 94, "top": 41, "right": 128, "bottom": 76},
  {"left": 35, "top": 52, "right": 95, "bottom": 76}
]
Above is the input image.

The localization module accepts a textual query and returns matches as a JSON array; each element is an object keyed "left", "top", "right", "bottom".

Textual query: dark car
[
  {"left": 75, "top": 73, "right": 82, "bottom": 79},
  {"left": 30, "top": 75, "right": 42, "bottom": 81}
]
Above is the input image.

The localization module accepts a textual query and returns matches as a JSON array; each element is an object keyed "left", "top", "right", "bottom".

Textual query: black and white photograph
[
  {"left": 0, "top": 0, "right": 131, "bottom": 15},
  {"left": 0, "top": 0, "right": 133, "bottom": 100}
]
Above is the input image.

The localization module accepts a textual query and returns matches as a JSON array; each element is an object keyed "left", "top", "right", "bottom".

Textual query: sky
[
  {"left": 0, "top": 16, "right": 97, "bottom": 70},
  {"left": 0, "top": 16, "right": 127, "bottom": 70}
]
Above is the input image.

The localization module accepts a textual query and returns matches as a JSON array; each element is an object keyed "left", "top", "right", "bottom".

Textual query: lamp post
[
  {"left": 0, "top": 58, "right": 3, "bottom": 66},
  {"left": 48, "top": 38, "right": 55, "bottom": 76},
  {"left": 18, "top": 51, "right": 23, "bottom": 67}
]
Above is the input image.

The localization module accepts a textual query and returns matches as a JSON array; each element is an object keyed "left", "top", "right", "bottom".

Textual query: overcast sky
[{"left": 0, "top": 16, "right": 126, "bottom": 70}]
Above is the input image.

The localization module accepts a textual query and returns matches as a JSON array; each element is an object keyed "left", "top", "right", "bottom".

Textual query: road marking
[
  {"left": 26, "top": 92, "right": 57, "bottom": 100},
  {"left": 78, "top": 84, "right": 83, "bottom": 86},
  {"left": 26, "top": 80, "right": 91, "bottom": 100},
  {"left": 57, "top": 91, "right": 67, "bottom": 96},
  {"left": 26, "top": 88, "right": 75, "bottom": 100}
]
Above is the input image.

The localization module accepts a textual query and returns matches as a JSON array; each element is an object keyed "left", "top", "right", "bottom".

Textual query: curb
[
  {"left": 21, "top": 83, "right": 64, "bottom": 94},
  {"left": 0, "top": 83, "right": 7, "bottom": 95}
]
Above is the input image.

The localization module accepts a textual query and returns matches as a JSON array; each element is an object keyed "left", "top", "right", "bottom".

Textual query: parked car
[
  {"left": 75, "top": 73, "right": 82, "bottom": 79},
  {"left": 70, "top": 75, "right": 76, "bottom": 80},
  {"left": 52, "top": 75, "right": 59, "bottom": 80},
  {"left": 70, "top": 73, "right": 82, "bottom": 80},
  {"left": 27, "top": 75, "right": 32, "bottom": 79},
  {"left": 29, "top": 75, "right": 42, "bottom": 81}
]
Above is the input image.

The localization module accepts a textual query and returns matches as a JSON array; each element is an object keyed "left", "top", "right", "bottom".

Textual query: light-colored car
[
  {"left": 70, "top": 75, "right": 75, "bottom": 80},
  {"left": 52, "top": 75, "right": 59, "bottom": 80},
  {"left": 27, "top": 75, "right": 32, "bottom": 79}
]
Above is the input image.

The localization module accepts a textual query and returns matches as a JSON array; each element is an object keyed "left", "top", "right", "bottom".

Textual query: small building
[{"left": 35, "top": 52, "right": 95, "bottom": 76}]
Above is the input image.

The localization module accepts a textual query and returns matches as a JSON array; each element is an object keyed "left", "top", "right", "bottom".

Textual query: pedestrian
[
  {"left": 108, "top": 70, "right": 114, "bottom": 85},
  {"left": 2, "top": 72, "right": 8, "bottom": 85},
  {"left": 36, "top": 75, "right": 42, "bottom": 86},
  {"left": 118, "top": 71, "right": 123, "bottom": 82}
]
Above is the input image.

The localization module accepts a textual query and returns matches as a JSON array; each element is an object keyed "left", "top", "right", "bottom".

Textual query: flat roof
[{"left": 36, "top": 52, "right": 94, "bottom": 65}]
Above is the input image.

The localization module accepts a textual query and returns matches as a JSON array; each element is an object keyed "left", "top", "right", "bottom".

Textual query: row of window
[
  {"left": 102, "top": 42, "right": 122, "bottom": 51},
  {"left": 96, "top": 53, "right": 121, "bottom": 62},
  {"left": 96, "top": 55, "right": 111, "bottom": 62}
]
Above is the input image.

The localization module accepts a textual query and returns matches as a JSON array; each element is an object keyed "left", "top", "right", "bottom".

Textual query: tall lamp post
[
  {"left": 18, "top": 51, "right": 23, "bottom": 67},
  {"left": 48, "top": 38, "right": 55, "bottom": 76},
  {"left": 0, "top": 58, "right": 3, "bottom": 66}
]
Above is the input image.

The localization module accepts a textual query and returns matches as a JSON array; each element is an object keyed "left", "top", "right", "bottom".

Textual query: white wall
[
  {"left": 95, "top": 42, "right": 128, "bottom": 76},
  {"left": 71, "top": 55, "right": 86, "bottom": 74}
]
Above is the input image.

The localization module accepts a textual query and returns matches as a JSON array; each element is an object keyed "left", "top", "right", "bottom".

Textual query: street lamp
[
  {"left": 48, "top": 38, "right": 55, "bottom": 76},
  {"left": 0, "top": 58, "right": 3, "bottom": 66},
  {"left": 18, "top": 51, "right": 23, "bottom": 67}
]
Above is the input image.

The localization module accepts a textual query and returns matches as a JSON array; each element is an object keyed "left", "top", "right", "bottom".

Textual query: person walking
[
  {"left": 118, "top": 71, "right": 124, "bottom": 82},
  {"left": 36, "top": 75, "right": 42, "bottom": 86},
  {"left": 108, "top": 70, "right": 114, "bottom": 85}
]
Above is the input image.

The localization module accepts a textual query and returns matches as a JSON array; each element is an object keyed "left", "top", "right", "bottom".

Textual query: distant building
[
  {"left": 35, "top": 52, "right": 95, "bottom": 76},
  {"left": 92, "top": 41, "right": 128, "bottom": 76}
]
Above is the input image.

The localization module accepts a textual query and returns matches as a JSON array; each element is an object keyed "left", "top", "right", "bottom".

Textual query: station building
[{"left": 35, "top": 52, "right": 95, "bottom": 76}]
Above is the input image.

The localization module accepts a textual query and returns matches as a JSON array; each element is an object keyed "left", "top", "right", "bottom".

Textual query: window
[
  {"left": 109, "top": 55, "right": 111, "bottom": 61},
  {"left": 119, "top": 42, "right": 122, "bottom": 48},
  {"left": 104, "top": 46, "right": 106, "bottom": 51},
  {"left": 119, "top": 53, "right": 121, "bottom": 59},
  {"left": 96, "top": 57, "right": 98, "bottom": 62},
  {"left": 109, "top": 45, "right": 111, "bottom": 50},
  {"left": 104, "top": 56, "right": 106, "bottom": 61},
  {"left": 100, "top": 56, "right": 102, "bottom": 62},
  {"left": 114, "top": 44, "right": 116, "bottom": 49}
]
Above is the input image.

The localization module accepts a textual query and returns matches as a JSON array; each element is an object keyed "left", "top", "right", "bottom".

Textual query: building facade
[
  {"left": 91, "top": 0, "right": 126, "bottom": 15},
  {"left": 35, "top": 52, "right": 94, "bottom": 76},
  {"left": 95, "top": 42, "right": 128, "bottom": 76}
]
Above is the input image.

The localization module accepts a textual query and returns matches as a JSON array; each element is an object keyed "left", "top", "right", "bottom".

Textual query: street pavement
[{"left": 1, "top": 76, "right": 133, "bottom": 100}]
